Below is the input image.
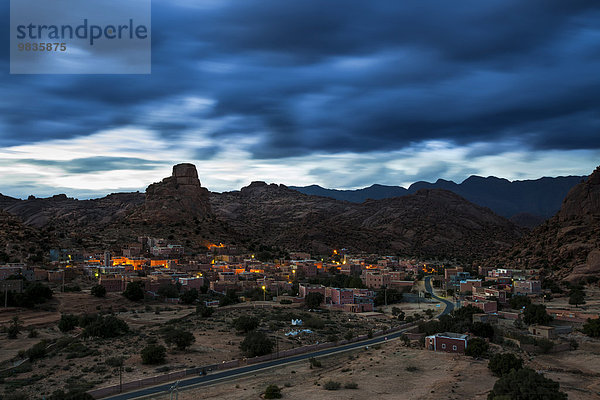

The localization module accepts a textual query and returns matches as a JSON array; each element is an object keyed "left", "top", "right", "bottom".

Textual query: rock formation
[
  {"left": 144, "top": 163, "right": 212, "bottom": 219},
  {"left": 489, "top": 166, "right": 600, "bottom": 281}
]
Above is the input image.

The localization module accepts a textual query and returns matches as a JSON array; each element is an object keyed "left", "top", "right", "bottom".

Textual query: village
[{"left": 1, "top": 239, "right": 599, "bottom": 399}]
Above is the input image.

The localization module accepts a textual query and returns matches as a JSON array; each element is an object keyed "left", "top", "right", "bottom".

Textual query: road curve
[
  {"left": 424, "top": 276, "right": 455, "bottom": 317},
  {"left": 101, "top": 326, "right": 413, "bottom": 400}
]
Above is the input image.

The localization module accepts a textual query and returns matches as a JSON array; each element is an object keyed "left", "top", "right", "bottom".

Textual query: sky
[{"left": 1, "top": 0, "right": 599, "bottom": 198}]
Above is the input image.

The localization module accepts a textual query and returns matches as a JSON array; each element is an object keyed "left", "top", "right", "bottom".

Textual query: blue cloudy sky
[{"left": 1, "top": 0, "right": 599, "bottom": 198}]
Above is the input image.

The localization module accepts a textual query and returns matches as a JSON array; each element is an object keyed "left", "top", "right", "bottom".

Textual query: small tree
[
  {"left": 568, "top": 290, "right": 585, "bottom": 307},
  {"left": 123, "top": 281, "right": 145, "bottom": 301},
  {"left": 91, "top": 285, "right": 106, "bottom": 298},
  {"left": 141, "top": 344, "right": 166, "bottom": 364},
  {"left": 344, "top": 330, "right": 354, "bottom": 341},
  {"left": 401, "top": 334, "right": 410, "bottom": 346},
  {"left": 157, "top": 283, "right": 179, "bottom": 299},
  {"left": 487, "top": 367, "right": 567, "bottom": 400},
  {"left": 305, "top": 292, "right": 324, "bottom": 309},
  {"left": 264, "top": 384, "right": 282, "bottom": 399},
  {"left": 471, "top": 322, "right": 494, "bottom": 339},
  {"left": 582, "top": 318, "right": 600, "bottom": 337},
  {"left": 240, "top": 331, "right": 273, "bottom": 357},
  {"left": 536, "top": 338, "right": 554, "bottom": 354},
  {"left": 465, "top": 337, "right": 488, "bottom": 358},
  {"left": 196, "top": 303, "right": 214, "bottom": 318},
  {"left": 509, "top": 295, "right": 531, "bottom": 310},
  {"left": 58, "top": 314, "right": 79, "bottom": 333},
  {"left": 180, "top": 288, "right": 198, "bottom": 304},
  {"left": 233, "top": 315, "right": 260, "bottom": 333},
  {"left": 82, "top": 315, "right": 129, "bottom": 338},
  {"left": 7, "top": 316, "right": 22, "bottom": 339},
  {"left": 523, "top": 304, "right": 552, "bottom": 325},
  {"left": 488, "top": 353, "right": 523, "bottom": 376},
  {"left": 164, "top": 329, "right": 195, "bottom": 350}
]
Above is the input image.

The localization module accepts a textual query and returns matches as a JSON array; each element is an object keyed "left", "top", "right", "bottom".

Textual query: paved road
[
  {"left": 424, "top": 276, "right": 455, "bottom": 317},
  {"left": 102, "top": 327, "right": 412, "bottom": 400}
]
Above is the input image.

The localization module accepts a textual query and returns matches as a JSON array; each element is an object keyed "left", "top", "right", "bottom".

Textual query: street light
[{"left": 262, "top": 285, "right": 266, "bottom": 301}]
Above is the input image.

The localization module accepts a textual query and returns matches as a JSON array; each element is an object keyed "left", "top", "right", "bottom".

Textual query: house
[
  {"left": 528, "top": 325, "right": 556, "bottom": 339},
  {"left": 473, "top": 313, "right": 498, "bottom": 324},
  {"left": 464, "top": 298, "right": 497, "bottom": 313},
  {"left": 426, "top": 332, "right": 470, "bottom": 353},
  {"left": 299, "top": 283, "right": 326, "bottom": 298},
  {"left": 513, "top": 280, "right": 542, "bottom": 295},
  {"left": 99, "top": 276, "right": 125, "bottom": 292}
]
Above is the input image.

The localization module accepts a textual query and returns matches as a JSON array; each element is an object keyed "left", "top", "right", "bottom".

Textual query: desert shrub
[
  {"left": 264, "top": 384, "right": 282, "bottom": 399},
  {"left": 141, "top": 344, "right": 166, "bottom": 365},
  {"left": 487, "top": 367, "right": 567, "bottom": 400},
  {"left": 82, "top": 315, "right": 129, "bottom": 338},
  {"left": 344, "top": 382, "right": 358, "bottom": 389},
  {"left": 465, "top": 337, "right": 489, "bottom": 358},
  {"left": 196, "top": 303, "right": 214, "bottom": 317},
  {"left": 583, "top": 318, "right": 600, "bottom": 337},
  {"left": 471, "top": 322, "right": 495, "bottom": 339},
  {"left": 406, "top": 366, "right": 418, "bottom": 372},
  {"left": 240, "top": 331, "right": 273, "bottom": 357},
  {"left": 180, "top": 288, "right": 198, "bottom": 304},
  {"left": 26, "top": 341, "right": 48, "bottom": 361},
  {"left": 509, "top": 295, "right": 531, "bottom": 310},
  {"left": 488, "top": 353, "right": 523, "bottom": 376},
  {"left": 122, "top": 281, "right": 144, "bottom": 301},
  {"left": 90, "top": 285, "right": 106, "bottom": 298},
  {"left": 233, "top": 315, "right": 260, "bottom": 333},
  {"left": 304, "top": 292, "right": 324, "bottom": 309},
  {"left": 163, "top": 329, "right": 195, "bottom": 350},
  {"left": 323, "top": 380, "right": 341, "bottom": 390},
  {"left": 309, "top": 357, "right": 321, "bottom": 368},
  {"left": 59, "top": 314, "right": 79, "bottom": 332}
]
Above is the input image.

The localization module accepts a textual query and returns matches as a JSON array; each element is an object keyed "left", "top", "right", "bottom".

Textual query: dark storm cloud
[{"left": 1, "top": 0, "right": 599, "bottom": 158}]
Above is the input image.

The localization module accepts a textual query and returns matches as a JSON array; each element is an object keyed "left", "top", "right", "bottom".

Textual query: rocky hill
[
  {"left": 291, "top": 175, "right": 585, "bottom": 225},
  {"left": 488, "top": 166, "right": 600, "bottom": 281},
  {"left": 210, "top": 182, "right": 522, "bottom": 260},
  {"left": 0, "top": 210, "right": 55, "bottom": 263},
  {"left": 0, "top": 164, "right": 524, "bottom": 260}
]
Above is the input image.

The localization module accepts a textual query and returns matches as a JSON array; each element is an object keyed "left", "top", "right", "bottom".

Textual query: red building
[
  {"left": 464, "top": 298, "right": 497, "bottom": 313},
  {"left": 426, "top": 332, "right": 470, "bottom": 353},
  {"left": 299, "top": 283, "right": 326, "bottom": 298}
]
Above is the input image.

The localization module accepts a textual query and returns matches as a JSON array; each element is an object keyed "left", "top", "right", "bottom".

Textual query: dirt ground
[
  {"left": 0, "top": 293, "right": 403, "bottom": 398},
  {"left": 143, "top": 336, "right": 600, "bottom": 400},
  {"left": 152, "top": 341, "right": 497, "bottom": 400}
]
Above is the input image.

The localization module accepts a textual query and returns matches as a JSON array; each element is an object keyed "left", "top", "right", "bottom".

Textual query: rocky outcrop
[
  {"left": 489, "top": 166, "right": 600, "bottom": 281},
  {"left": 144, "top": 163, "right": 212, "bottom": 219},
  {"left": 211, "top": 184, "right": 523, "bottom": 260}
]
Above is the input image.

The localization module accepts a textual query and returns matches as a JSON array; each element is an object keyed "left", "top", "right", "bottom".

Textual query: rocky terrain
[
  {"left": 489, "top": 166, "right": 600, "bottom": 281},
  {"left": 0, "top": 209, "right": 55, "bottom": 263},
  {"left": 0, "top": 164, "right": 524, "bottom": 261},
  {"left": 210, "top": 182, "right": 522, "bottom": 259}
]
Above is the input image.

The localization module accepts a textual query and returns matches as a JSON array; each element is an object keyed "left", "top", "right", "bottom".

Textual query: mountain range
[
  {"left": 0, "top": 164, "right": 523, "bottom": 262},
  {"left": 1, "top": 164, "right": 598, "bottom": 276},
  {"left": 291, "top": 175, "right": 585, "bottom": 227}
]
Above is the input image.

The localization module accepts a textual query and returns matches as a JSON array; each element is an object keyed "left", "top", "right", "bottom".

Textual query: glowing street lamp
[{"left": 262, "top": 285, "right": 266, "bottom": 301}]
